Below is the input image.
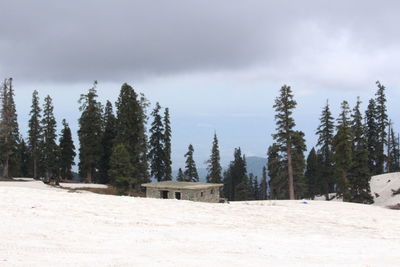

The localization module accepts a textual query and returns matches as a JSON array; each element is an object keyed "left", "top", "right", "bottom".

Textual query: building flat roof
[{"left": 141, "top": 181, "right": 223, "bottom": 190}]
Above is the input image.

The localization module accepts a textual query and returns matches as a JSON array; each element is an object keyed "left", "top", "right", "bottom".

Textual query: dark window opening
[
  {"left": 175, "top": 192, "right": 181, "bottom": 200},
  {"left": 200, "top": 192, "right": 204, "bottom": 197},
  {"left": 161, "top": 190, "right": 169, "bottom": 199},
  {"left": 211, "top": 189, "right": 214, "bottom": 194}
]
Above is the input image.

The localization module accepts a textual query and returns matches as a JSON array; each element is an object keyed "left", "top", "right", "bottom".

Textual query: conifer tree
[
  {"left": 223, "top": 148, "right": 248, "bottom": 200},
  {"left": 272, "top": 85, "right": 298, "bottom": 199},
  {"left": 176, "top": 168, "right": 184, "bottom": 181},
  {"left": 78, "top": 81, "right": 103, "bottom": 183},
  {"left": 292, "top": 130, "right": 307, "bottom": 198},
  {"left": 315, "top": 100, "right": 334, "bottom": 198},
  {"left": 108, "top": 143, "right": 135, "bottom": 195},
  {"left": 98, "top": 101, "right": 116, "bottom": 184},
  {"left": 305, "top": 148, "right": 319, "bottom": 200},
  {"left": 251, "top": 174, "right": 259, "bottom": 200},
  {"left": 267, "top": 143, "right": 284, "bottom": 199},
  {"left": 333, "top": 101, "right": 353, "bottom": 201},
  {"left": 375, "top": 81, "right": 388, "bottom": 174},
  {"left": 28, "top": 90, "right": 42, "bottom": 179},
  {"left": 149, "top": 102, "right": 165, "bottom": 181},
  {"left": 183, "top": 144, "right": 199, "bottom": 182},
  {"left": 349, "top": 98, "right": 373, "bottom": 204},
  {"left": 365, "top": 98, "right": 379, "bottom": 175},
  {"left": 0, "top": 78, "right": 20, "bottom": 178},
  {"left": 17, "top": 138, "right": 30, "bottom": 177},
  {"left": 115, "top": 83, "right": 149, "bottom": 187},
  {"left": 41, "top": 95, "right": 59, "bottom": 184},
  {"left": 59, "top": 119, "right": 76, "bottom": 180},
  {"left": 206, "top": 133, "right": 222, "bottom": 183},
  {"left": 387, "top": 122, "right": 400, "bottom": 172},
  {"left": 259, "top": 166, "right": 268, "bottom": 200},
  {"left": 163, "top": 108, "right": 172, "bottom": 181}
]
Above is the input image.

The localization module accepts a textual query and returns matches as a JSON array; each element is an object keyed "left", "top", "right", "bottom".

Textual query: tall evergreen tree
[
  {"left": 0, "top": 78, "right": 20, "bottom": 178},
  {"left": 365, "top": 98, "right": 379, "bottom": 175},
  {"left": 251, "top": 174, "right": 259, "bottom": 200},
  {"left": 267, "top": 143, "right": 285, "bottom": 199},
  {"left": 16, "top": 138, "right": 29, "bottom": 177},
  {"left": 115, "top": 83, "right": 149, "bottom": 188},
  {"left": 78, "top": 81, "right": 103, "bottom": 183},
  {"left": 183, "top": 144, "right": 199, "bottom": 182},
  {"left": 163, "top": 108, "right": 172, "bottom": 181},
  {"left": 375, "top": 81, "right": 388, "bottom": 174},
  {"left": 176, "top": 168, "right": 184, "bottom": 182},
  {"left": 41, "top": 95, "right": 59, "bottom": 184},
  {"left": 108, "top": 143, "right": 135, "bottom": 195},
  {"left": 59, "top": 119, "right": 76, "bottom": 180},
  {"left": 149, "top": 102, "right": 165, "bottom": 181},
  {"left": 333, "top": 101, "right": 353, "bottom": 201},
  {"left": 98, "top": 101, "right": 116, "bottom": 184},
  {"left": 315, "top": 100, "right": 335, "bottom": 198},
  {"left": 28, "top": 90, "right": 42, "bottom": 179},
  {"left": 387, "top": 122, "right": 400, "bottom": 172},
  {"left": 259, "top": 166, "right": 268, "bottom": 200},
  {"left": 349, "top": 98, "right": 373, "bottom": 204},
  {"left": 305, "top": 148, "right": 319, "bottom": 200},
  {"left": 206, "top": 133, "right": 222, "bottom": 183},
  {"left": 272, "top": 85, "right": 298, "bottom": 199},
  {"left": 223, "top": 148, "right": 249, "bottom": 201}
]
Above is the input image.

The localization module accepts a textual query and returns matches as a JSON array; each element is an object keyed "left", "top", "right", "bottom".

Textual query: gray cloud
[{"left": 1, "top": 0, "right": 399, "bottom": 83}]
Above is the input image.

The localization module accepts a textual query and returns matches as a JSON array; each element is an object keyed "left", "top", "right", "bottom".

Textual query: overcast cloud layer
[{"left": 1, "top": 0, "right": 399, "bottom": 170}]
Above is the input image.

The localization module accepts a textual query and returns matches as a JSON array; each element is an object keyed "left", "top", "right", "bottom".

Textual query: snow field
[{"left": 1, "top": 181, "right": 400, "bottom": 266}]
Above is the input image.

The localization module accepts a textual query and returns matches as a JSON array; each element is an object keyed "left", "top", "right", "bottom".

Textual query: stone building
[{"left": 141, "top": 181, "right": 224, "bottom": 203}]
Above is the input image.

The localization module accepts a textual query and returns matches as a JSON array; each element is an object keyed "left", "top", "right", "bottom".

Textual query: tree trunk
[
  {"left": 33, "top": 158, "right": 37, "bottom": 179},
  {"left": 3, "top": 157, "right": 9, "bottom": 178},
  {"left": 287, "top": 145, "right": 295, "bottom": 200},
  {"left": 85, "top": 167, "right": 92, "bottom": 183}
]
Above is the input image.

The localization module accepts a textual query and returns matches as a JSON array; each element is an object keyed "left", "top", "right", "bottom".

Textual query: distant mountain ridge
[{"left": 172, "top": 156, "right": 267, "bottom": 183}]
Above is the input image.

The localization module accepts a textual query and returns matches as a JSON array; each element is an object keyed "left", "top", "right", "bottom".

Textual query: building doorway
[
  {"left": 161, "top": 190, "right": 169, "bottom": 199},
  {"left": 175, "top": 192, "right": 181, "bottom": 200}
]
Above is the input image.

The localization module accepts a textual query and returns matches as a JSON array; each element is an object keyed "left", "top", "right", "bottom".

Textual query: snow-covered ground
[{"left": 1, "top": 181, "right": 400, "bottom": 266}]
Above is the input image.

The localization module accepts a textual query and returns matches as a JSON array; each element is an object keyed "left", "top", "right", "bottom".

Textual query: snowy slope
[
  {"left": 1, "top": 181, "right": 400, "bottom": 266},
  {"left": 371, "top": 172, "right": 400, "bottom": 207}
]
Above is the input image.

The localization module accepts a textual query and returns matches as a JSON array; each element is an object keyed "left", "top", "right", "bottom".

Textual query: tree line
[{"left": 1, "top": 78, "right": 397, "bottom": 203}]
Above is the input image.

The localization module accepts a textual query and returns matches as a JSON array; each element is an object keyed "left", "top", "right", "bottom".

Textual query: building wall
[{"left": 146, "top": 187, "right": 221, "bottom": 203}]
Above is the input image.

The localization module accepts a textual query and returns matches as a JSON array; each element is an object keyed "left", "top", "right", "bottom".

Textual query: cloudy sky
[{"left": 1, "top": 0, "right": 400, "bottom": 170}]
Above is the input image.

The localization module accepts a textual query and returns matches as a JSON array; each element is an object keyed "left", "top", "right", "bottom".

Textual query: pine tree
[
  {"left": 251, "top": 174, "right": 259, "bottom": 200},
  {"left": 375, "top": 81, "right": 388, "bottom": 174},
  {"left": 315, "top": 100, "right": 335, "bottom": 198},
  {"left": 387, "top": 122, "right": 400, "bottom": 172},
  {"left": 267, "top": 143, "right": 284, "bottom": 199},
  {"left": 272, "top": 85, "right": 298, "bottom": 199},
  {"left": 149, "top": 102, "right": 165, "bottom": 181},
  {"left": 98, "top": 101, "right": 116, "bottom": 184},
  {"left": 365, "top": 98, "right": 379, "bottom": 175},
  {"left": 223, "top": 148, "right": 248, "bottom": 201},
  {"left": 108, "top": 143, "right": 135, "bottom": 195},
  {"left": 349, "top": 98, "right": 373, "bottom": 204},
  {"left": 206, "top": 133, "right": 222, "bottom": 183},
  {"left": 183, "top": 144, "right": 199, "bottom": 182},
  {"left": 333, "top": 101, "right": 353, "bottom": 201},
  {"left": 17, "top": 138, "right": 29, "bottom": 177},
  {"left": 0, "top": 78, "right": 20, "bottom": 178},
  {"left": 292, "top": 130, "right": 307, "bottom": 198},
  {"left": 41, "top": 95, "right": 59, "bottom": 184},
  {"left": 163, "top": 108, "right": 172, "bottom": 181},
  {"left": 78, "top": 81, "right": 103, "bottom": 183},
  {"left": 176, "top": 168, "right": 184, "bottom": 181},
  {"left": 305, "top": 148, "right": 319, "bottom": 200},
  {"left": 115, "top": 83, "right": 149, "bottom": 188},
  {"left": 59, "top": 119, "right": 76, "bottom": 180},
  {"left": 28, "top": 90, "right": 42, "bottom": 179},
  {"left": 259, "top": 166, "right": 268, "bottom": 200}
]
